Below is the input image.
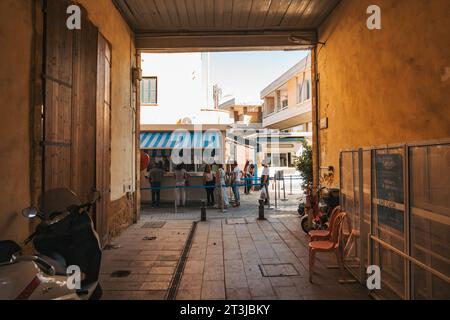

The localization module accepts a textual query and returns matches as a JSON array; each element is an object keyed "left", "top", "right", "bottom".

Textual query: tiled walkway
[
  {"left": 100, "top": 219, "right": 192, "bottom": 300},
  {"left": 100, "top": 191, "right": 370, "bottom": 300},
  {"left": 176, "top": 216, "right": 369, "bottom": 300}
]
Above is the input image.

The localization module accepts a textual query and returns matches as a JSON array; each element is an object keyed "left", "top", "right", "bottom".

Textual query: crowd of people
[{"left": 146, "top": 159, "right": 271, "bottom": 212}]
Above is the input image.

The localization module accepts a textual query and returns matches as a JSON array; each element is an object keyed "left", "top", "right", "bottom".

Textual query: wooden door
[
  {"left": 43, "top": 0, "right": 74, "bottom": 192},
  {"left": 43, "top": 0, "right": 98, "bottom": 201},
  {"left": 96, "top": 34, "right": 112, "bottom": 246},
  {"left": 43, "top": 0, "right": 107, "bottom": 243},
  {"left": 71, "top": 6, "right": 98, "bottom": 202}
]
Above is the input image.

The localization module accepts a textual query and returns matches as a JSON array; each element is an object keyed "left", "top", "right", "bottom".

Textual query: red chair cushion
[
  {"left": 309, "top": 230, "right": 331, "bottom": 238},
  {"left": 308, "top": 241, "right": 334, "bottom": 250}
]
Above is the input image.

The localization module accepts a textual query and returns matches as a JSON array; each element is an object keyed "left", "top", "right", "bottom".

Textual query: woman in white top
[
  {"left": 261, "top": 159, "right": 271, "bottom": 205},
  {"left": 215, "top": 164, "right": 229, "bottom": 210},
  {"left": 231, "top": 161, "right": 242, "bottom": 207},
  {"left": 174, "top": 163, "right": 188, "bottom": 207}
]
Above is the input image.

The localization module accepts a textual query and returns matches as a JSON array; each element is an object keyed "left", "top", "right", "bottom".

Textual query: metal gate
[{"left": 340, "top": 140, "right": 450, "bottom": 300}]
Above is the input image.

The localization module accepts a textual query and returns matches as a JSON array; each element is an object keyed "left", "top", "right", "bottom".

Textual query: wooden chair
[
  {"left": 308, "top": 205, "right": 341, "bottom": 241},
  {"left": 308, "top": 212, "right": 347, "bottom": 283}
]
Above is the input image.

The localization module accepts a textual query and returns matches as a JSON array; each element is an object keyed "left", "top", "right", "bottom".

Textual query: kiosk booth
[{"left": 140, "top": 125, "right": 227, "bottom": 205}]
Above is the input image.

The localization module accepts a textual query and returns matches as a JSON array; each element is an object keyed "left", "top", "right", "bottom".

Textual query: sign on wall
[{"left": 374, "top": 153, "right": 405, "bottom": 232}]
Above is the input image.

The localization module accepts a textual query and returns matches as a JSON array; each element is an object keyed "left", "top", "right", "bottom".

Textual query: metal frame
[
  {"left": 370, "top": 236, "right": 450, "bottom": 284},
  {"left": 358, "top": 148, "right": 365, "bottom": 281},
  {"left": 339, "top": 139, "right": 450, "bottom": 300},
  {"left": 371, "top": 145, "right": 407, "bottom": 299},
  {"left": 339, "top": 150, "right": 362, "bottom": 282},
  {"left": 404, "top": 144, "right": 411, "bottom": 299}
]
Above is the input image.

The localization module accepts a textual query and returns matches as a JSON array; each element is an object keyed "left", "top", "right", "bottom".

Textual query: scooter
[
  {"left": 300, "top": 186, "right": 340, "bottom": 234},
  {"left": 0, "top": 188, "right": 103, "bottom": 300}
]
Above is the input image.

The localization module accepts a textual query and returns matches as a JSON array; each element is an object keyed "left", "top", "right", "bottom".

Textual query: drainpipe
[
  {"left": 311, "top": 45, "right": 320, "bottom": 192},
  {"left": 134, "top": 50, "right": 142, "bottom": 223}
]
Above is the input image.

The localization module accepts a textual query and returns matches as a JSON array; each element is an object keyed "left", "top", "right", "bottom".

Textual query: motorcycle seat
[
  {"left": 0, "top": 241, "right": 21, "bottom": 263},
  {"left": 38, "top": 254, "right": 67, "bottom": 276}
]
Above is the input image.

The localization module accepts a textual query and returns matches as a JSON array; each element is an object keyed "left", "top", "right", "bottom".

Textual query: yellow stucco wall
[
  {"left": 317, "top": 0, "right": 450, "bottom": 187},
  {"left": 0, "top": 0, "right": 33, "bottom": 242},
  {"left": 0, "top": 0, "right": 136, "bottom": 242}
]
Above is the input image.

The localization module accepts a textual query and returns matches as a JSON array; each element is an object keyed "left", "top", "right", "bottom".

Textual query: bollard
[
  {"left": 278, "top": 177, "right": 281, "bottom": 199},
  {"left": 174, "top": 187, "right": 178, "bottom": 214},
  {"left": 281, "top": 178, "right": 288, "bottom": 201},
  {"left": 289, "top": 175, "right": 293, "bottom": 195},
  {"left": 258, "top": 199, "right": 265, "bottom": 220},
  {"left": 274, "top": 176, "right": 278, "bottom": 210},
  {"left": 201, "top": 201, "right": 207, "bottom": 221}
]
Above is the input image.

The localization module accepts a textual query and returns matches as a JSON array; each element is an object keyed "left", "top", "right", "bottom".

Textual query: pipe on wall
[{"left": 312, "top": 45, "right": 321, "bottom": 191}]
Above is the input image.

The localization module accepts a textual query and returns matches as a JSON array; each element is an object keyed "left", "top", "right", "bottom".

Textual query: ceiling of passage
[{"left": 112, "top": 0, "right": 341, "bottom": 51}]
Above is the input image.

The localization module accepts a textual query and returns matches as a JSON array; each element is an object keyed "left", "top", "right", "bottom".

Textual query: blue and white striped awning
[{"left": 140, "top": 131, "right": 222, "bottom": 149}]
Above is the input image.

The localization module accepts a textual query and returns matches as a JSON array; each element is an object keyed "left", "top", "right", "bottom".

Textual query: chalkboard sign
[{"left": 375, "top": 153, "right": 404, "bottom": 232}]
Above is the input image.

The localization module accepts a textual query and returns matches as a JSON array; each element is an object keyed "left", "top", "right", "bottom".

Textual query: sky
[{"left": 210, "top": 50, "right": 309, "bottom": 104}]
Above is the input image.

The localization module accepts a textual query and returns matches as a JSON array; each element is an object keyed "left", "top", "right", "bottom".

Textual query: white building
[
  {"left": 140, "top": 53, "right": 231, "bottom": 125},
  {"left": 139, "top": 53, "right": 233, "bottom": 204},
  {"left": 259, "top": 54, "right": 313, "bottom": 171}
]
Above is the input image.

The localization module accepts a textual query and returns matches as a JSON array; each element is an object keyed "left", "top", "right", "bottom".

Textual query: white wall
[
  {"left": 140, "top": 53, "right": 231, "bottom": 125},
  {"left": 141, "top": 53, "right": 202, "bottom": 123}
]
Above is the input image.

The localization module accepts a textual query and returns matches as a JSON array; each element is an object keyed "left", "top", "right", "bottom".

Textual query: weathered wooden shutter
[
  {"left": 96, "top": 34, "right": 112, "bottom": 246},
  {"left": 44, "top": 1, "right": 110, "bottom": 245},
  {"left": 71, "top": 6, "right": 98, "bottom": 202},
  {"left": 44, "top": 0, "right": 98, "bottom": 201},
  {"left": 43, "top": 0, "right": 74, "bottom": 191}
]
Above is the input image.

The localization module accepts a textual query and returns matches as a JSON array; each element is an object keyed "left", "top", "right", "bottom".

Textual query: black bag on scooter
[{"left": 33, "top": 189, "right": 102, "bottom": 286}]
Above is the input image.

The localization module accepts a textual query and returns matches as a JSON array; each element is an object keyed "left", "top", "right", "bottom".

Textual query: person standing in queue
[
  {"left": 243, "top": 160, "right": 252, "bottom": 195},
  {"left": 203, "top": 164, "right": 215, "bottom": 207},
  {"left": 148, "top": 161, "right": 165, "bottom": 208},
  {"left": 216, "top": 164, "right": 229, "bottom": 211},
  {"left": 231, "top": 161, "right": 242, "bottom": 207},
  {"left": 248, "top": 164, "right": 255, "bottom": 192},
  {"left": 174, "top": 163, "right": 188, "bottom": 207},
  {"left": 261, "top": 158, "right": 271, "bottom": 206}
]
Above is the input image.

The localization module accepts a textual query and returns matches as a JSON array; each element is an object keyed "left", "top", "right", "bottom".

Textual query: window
[
  {"left": 280, "top": 92, "right": 288, "bottom": 109},
  {"left": 306, "top": 79, "right": 311, "bottom": 100},
  {"left": 279, "top": 153, "right": 288, "bottom": 167},
  {"left": 146, "top": 149, "right": 211, "bottom": 173},
  {"left": 266, "top": 153, "right": 290, "bottom": 167},
  {"left": 288, "top": 153, "right": 295, "bottom": 167},
  {"left": 298, "top": 76, "right": 312, "bottom": 103},
  {"left": 291, "top": 124, "right": 305, "bottom": 132},
  {"left": 276, "top": 91, "right": 281, "bottom": 109},
  {"left": 141, "top": 77, "right": 157, "bottom": 105}
]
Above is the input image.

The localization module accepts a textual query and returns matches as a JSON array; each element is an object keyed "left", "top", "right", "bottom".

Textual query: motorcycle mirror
[
  {"left": 22, "top": 207, "right": 39, "bottom": 219},
  {"left": 88, "top": 190, "right": 101, "bottom": 203}
]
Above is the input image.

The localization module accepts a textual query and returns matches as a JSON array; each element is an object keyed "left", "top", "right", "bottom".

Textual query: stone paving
[
  {"left": 100, "top": 189, "right": 370, "bottom": 300},
  {"left": 140, "top": 186, "right": 304, "bottom": 220},
  {"left": 176, "top": 216, "right": 369, "bottom": 300},
  {"left": 100, "top": 219, "right": 192, "bottom": 300}
]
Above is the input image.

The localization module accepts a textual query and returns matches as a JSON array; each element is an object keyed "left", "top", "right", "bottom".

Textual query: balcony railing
[{"left": 263, "top": 99, "right": 311, "bottom": 119}]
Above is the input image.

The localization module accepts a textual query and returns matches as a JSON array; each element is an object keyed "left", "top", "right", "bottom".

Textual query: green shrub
[{"left": 295, "top": 140, "right": 313, "bottom": 189}]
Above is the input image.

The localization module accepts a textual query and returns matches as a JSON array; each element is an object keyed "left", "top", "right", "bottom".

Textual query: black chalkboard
[{"left": 375, "top": 153, "right": 405, "bottom": 232}]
